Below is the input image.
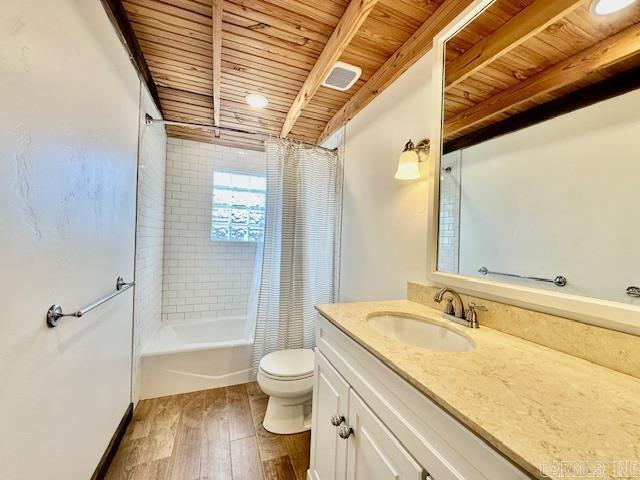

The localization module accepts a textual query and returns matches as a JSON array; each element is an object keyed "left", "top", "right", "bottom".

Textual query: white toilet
[{"left": 257, "top": 348, "right": 314, "bottom": 434}]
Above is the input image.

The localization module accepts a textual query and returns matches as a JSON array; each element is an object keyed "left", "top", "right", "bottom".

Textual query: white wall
[
  {"left": 456, "top": 89, "right": 640, "bottom": 304},
  {"left": 162, "top": 138, "right": 265, "bottom": 323},
  {"left": 0, "top": 2, "right": 139, "bottom": 479},
  {"left": 132, "top": 88, "right": 167, "bottom": 403},
  {"left": 337, "top": 52, "right": 433, "bottom": 302}
]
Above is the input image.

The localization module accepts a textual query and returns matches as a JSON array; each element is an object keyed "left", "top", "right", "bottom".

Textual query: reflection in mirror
[{"left": 437, "top": 0, "right": 640, "bottom": 304}]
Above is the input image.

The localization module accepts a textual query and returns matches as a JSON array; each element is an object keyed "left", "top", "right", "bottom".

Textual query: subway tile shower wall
[
  {"left": 437, "top": 152, "right": 461, "bottom": 274},
  {"left": 162, "top": 138, "right": 266, "bottom": 323},
  {"left": 133, "top": 91, "right": 167, "bottom": 402}
]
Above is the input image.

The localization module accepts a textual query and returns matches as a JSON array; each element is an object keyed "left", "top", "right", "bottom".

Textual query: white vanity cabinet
[
  {"left": 309, "top": 314, "right": 531, "bottom": 480},
  {"left": 310, "top": 353, "right": 424, "bottom": 480}
]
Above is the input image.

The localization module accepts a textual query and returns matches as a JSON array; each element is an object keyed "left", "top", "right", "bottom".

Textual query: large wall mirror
[{"left": 429, "top": 0, "right": 640, "bottom": 334}]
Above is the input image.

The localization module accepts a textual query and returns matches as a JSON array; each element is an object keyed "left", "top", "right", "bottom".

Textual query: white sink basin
[{"left": 367, "top": 314, "right": 475, "bottom": 352}]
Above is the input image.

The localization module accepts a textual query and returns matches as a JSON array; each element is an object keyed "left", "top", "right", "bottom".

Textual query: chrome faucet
[
  {"left": 434, "top": 287, "right": 486, "bottom": 329},
  {"left": 433, "top": 287, "right": 465, "bottom": 319}
]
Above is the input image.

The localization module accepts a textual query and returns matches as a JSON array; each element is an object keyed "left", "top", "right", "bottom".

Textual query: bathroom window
[{"left": 211, "top": 171, "right": 266, "bottom": 242}]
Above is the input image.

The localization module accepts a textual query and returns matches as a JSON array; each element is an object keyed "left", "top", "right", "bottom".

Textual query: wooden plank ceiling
[
  {"left": 443, "top": 0, "right": 640, "bottom": 144},
  {"left": 121, "top": 0, "right": 474, "bottom": 150}
]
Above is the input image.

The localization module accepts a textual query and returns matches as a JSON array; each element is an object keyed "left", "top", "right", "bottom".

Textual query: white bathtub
[{"left": 140, "top": 317, "right": 254, "bottom": 399}]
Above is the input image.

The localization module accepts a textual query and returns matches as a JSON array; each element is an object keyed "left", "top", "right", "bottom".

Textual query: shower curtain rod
[{"left": 145, "top": 114, "right": 337, "bottom": 152}]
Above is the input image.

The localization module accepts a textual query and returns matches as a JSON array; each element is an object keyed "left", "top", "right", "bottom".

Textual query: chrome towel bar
[
  {"left": 478, "top": 267, "right": 567, "bottom": 287},
  {"left": 46, "top": 277, "right": 135, "bottom": 328}
]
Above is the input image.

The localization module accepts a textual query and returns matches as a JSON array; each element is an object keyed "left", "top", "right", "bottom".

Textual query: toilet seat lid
[{"left": 259, "top": 349, "right": 314, "bottom": 379}]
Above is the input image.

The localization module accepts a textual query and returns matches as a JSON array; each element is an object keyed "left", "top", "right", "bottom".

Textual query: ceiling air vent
[{"left": 322, "top": 61, "right": 362, "bottom": 91}]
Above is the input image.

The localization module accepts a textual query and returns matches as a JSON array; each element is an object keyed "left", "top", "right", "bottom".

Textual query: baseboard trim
[{"left": 91, "top": 402, "right": 133, "bottom": 480}]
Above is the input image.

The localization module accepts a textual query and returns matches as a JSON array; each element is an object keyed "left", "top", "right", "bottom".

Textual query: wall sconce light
[{"left": 394, "top": 139, "right": 430, "bottom": 180}]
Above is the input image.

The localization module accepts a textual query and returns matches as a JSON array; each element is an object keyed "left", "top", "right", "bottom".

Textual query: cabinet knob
[
  {"left": 330, "top": 415, "right": 345, "bottom": 427},
  {"left": 338, "top": 425, "right": 353, "bottom": 439}
]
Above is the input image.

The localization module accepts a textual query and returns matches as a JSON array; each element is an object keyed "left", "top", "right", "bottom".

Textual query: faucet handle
[
  {"left": 467, "top": 302, "right": 487, "bottom": 311},
  {"left": 465, "top": 302, "right": 487, "bottom": 328}
]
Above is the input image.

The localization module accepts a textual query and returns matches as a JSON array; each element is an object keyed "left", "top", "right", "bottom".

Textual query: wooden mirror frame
[{"left": 426, "top": 0, "right": 640, "bottom": 336}]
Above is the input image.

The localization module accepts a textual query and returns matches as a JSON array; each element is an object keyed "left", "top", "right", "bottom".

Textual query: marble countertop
[{"left": 316, "top": 300, "right": 640, "bottom": 480}]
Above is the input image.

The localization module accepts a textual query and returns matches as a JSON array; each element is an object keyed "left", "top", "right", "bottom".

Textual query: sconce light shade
[
  {"left": 394, "top": 149, "right": 421, "bottom": 180},
  {"left": 394, "top": 139, "right": 429, "bottom": 180}
]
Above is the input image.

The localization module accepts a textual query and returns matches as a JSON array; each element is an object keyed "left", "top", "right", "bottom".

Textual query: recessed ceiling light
[
  {"left": 591, "top": 0, "right": 637, "bottom": 15},
  {"left": 245, "top": 93, "right": 268, "bottom": 109}
]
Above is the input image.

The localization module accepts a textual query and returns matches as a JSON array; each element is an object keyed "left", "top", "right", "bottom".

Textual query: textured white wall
[
  {"left": 162, "top": 138, "right": 265, "bottom": 323},
  {"left": 337, "top": 52, "right": 433, "bottom": 302},
  {"left": 132, "top": 89, "right": 167, "bottom": 403},
  {"left": 457, "top": 89, "right": 640, "bottom": 304},
  {"left": 0, "top": 2, "right": 139, "bottom": 478}
]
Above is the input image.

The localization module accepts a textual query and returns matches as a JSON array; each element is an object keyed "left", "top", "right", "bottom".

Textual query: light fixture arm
[
  {"left": 414, "top": 138, "right": 431, "bottom": 155},
  {"left": 404, "top": 138, "right": 431, "bottom": 161},
  {"left": 403, "top": 140, "right": 415, "bottom": 151}
]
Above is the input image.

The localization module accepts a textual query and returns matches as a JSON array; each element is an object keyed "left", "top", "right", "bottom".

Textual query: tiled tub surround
[
  {"left": 316, "top": 300, "right": 640, "bottom": 479},
  {"left": 162, "top": 138, "right": 265, "bottom": 323},
  {"left": 139, "top": 139, "right": 264, "bottom": 398},
  {"left": 408, "top": 282, "right": 640, "bottom": 380},
  {"left": 132, "top": 87, "right": 167, "bottom": 403}
]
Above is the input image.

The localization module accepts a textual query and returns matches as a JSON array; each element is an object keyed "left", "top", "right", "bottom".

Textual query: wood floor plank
[
  {"left": 128, "top": 398, "right": 157, "bottom": 440},
  {"left": 247, "top": 382, "right": 290, "bottom": 462},
  {"left": 285, "top": 431, "right": 311, "bottom": 480},
  {"left": 131, "top": 458, "right": 170, "bottom": 480},
  {"left": 231, "top": 436, "right": 264, "bottom": 480},
  {"left": 263, "top": 455, "right": 297, "bottom": 480},
  {"left": 166, "top": 446, "right": 201, "bottom": 480},
  {"left": 104, "top": 438, "right": 142, "bottom": 480},
  {"left": 136, "top": 395, "right": 181, "bottom": 464},
  {"left": 177, "top": 390, "right": 207, "bottom": 443},
  {"left": 201, "top": 387, "right": 232, "bottom": 479},
  {"left": 166, "top": 391, "right": 206, "bottom": 480},
  {"left": 226, "top": 383, "right": 256, "bottom": 440}
]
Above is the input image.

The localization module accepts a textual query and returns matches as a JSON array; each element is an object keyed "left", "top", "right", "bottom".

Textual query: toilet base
[{"left": 262, "top": 393, "right": 312, "bottom": 434}]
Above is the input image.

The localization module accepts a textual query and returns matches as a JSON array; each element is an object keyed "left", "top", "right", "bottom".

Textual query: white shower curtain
[{"left": 251, "top": 138, "right": 341, "bottom": 374}]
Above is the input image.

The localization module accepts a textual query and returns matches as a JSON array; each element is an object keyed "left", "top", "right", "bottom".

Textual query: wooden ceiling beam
[
  {"left": 444, "top": 21, "right": 640, "bottom": 138},
  {"left": 318, "top": 0, "right": 472, "bottom": 144},
  {"left": 212, "top": 0, "right": 223, "bottom": 135},
  {"left": 445, "top": 0, "right": 583, "bottom": 90},
  {"left": 101, "top": 0, "right": 163, "bottom": 115},
  {"left": 279, "top": 0, "right": 380, "bottom": 138}
]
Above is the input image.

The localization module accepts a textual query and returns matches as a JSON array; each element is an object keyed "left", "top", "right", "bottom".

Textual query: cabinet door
[
  {"left": 346, "top": 390, "right": 425, "bottom": 480},
  {"left": 309, "top": 350, "right": 351, "bottom": 480}
]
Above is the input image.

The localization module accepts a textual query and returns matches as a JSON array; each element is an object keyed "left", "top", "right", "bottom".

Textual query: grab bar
[
  {"left": 478, "top": 267, "right": 567, "bottom": 287},
  {"left": 46, "top": 277, "right": 135, "bottom": 328}
]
